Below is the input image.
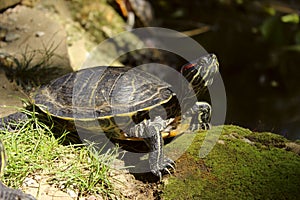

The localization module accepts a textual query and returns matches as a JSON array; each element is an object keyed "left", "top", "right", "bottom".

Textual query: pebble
[
  {"left": 23, "top": 177, "right": 38, "bottom": 187},
  {"left": 66, "top": 188, "right": 77, "bottom": 198},
  {"left": 242, "top": 138, "right": 254, "bottom": 145},
  {"left": 35, "top": 31, "right": 45, "bottom": 37},
  {"left": 217, "top": 140, "right": 225, "bottom": 145},
  {"left": 5, "top": 32, "right": 20, "bottom": 42}
]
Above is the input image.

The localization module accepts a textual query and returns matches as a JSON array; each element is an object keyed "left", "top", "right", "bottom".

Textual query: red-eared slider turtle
[
  {"left": 1, "top": 54, "right": 219, "bottom": 179},
  {"left": 0, "top": 140, "right": 36, "bottom": 199},
  {"left": 116, "top": 0, "right": 154, "bottom": 28}
]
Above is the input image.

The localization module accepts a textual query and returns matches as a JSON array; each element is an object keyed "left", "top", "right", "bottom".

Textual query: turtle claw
[
  {"left": 151, "top": 169, "right": 162, "bottom": 181},
  {"left": 150, "top": 157, "right": 175, "bottom": 181},
  {"left": 162, "top": 158, "right": 176, "bottom": 177},
  {"left": 164, "top": 167, "right": 172, "bottom": 175},
  {"left": 164, "top": 158, "right": 176, "bottom": 171},
  {"left": 190, "top": 123, "right": 211, "bottom": 131},
  {"left": 165, "top": 163, "right": 175, "bottom": 171}
]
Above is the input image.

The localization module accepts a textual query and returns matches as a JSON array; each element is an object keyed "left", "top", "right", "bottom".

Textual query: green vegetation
[
  {"left": 162, "top": 125, "right": 300, "bottom": 200},
  {"left": 0, "top": 109, "right": 118, "bottom": 198}
]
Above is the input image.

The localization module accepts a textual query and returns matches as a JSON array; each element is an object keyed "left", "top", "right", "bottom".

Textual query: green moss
[{"left": 162, "top": 125, "right": 300, "bottom": 200}]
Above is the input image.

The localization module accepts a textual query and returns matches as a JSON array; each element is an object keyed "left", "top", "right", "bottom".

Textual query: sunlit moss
[{"left": 163, "top": 125, "right": 300, "bottom": 200}]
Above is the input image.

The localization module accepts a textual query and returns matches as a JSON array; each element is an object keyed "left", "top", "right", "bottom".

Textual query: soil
[
  {"left": 21, "top": 170, "right": 162, "bottom": 200},
  {"left": 0, "top": 72, "right": 26, "bottom": 117}
]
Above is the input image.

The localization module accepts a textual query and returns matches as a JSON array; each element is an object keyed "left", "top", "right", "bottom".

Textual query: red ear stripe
[{"left": 181, "top": 63, "right": 196, "bottom": 73}]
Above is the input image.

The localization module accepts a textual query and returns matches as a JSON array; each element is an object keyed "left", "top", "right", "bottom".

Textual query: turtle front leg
[
  {"left": 185, "top": 101, "right": 212, "bottom": 131},
  {"left": 143, "top": 125, "right": 175, "bottom": 180},
  {"left": 129, "top": 116, "right": 174, "bottom": 180}
]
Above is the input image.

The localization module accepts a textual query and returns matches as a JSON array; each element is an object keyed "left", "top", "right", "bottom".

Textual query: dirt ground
[{"left": 21, "top": 169, "right": 162, "bottom": 200}]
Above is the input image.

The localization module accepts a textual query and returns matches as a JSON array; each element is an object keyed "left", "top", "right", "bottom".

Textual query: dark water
[{"left": 149, "top": 0, "right": 300, "bottom": 140}]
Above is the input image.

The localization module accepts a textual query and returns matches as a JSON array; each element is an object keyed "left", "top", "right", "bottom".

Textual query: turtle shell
[{"left": 34, "top": 66, "right": 179, "bottom": 139}]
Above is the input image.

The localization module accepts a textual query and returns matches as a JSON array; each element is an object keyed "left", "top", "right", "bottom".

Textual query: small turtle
[
  {"left": 116, "top": 0, "right": 154, "bottom": 28},
  {"left": 1, "top": 54, "right": 219, "bottom": 179},
  {"left": 0, "top": 140, "right": 36, "bottom": 200}
]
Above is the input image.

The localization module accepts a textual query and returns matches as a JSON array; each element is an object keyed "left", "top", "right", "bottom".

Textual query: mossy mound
[{"left": 162, "top": 125, "right": 300, "bottom": 200}]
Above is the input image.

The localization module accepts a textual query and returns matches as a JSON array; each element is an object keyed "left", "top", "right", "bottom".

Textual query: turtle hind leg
[{"left": 186, "top": 101, "right": 212, "bottom": 131}]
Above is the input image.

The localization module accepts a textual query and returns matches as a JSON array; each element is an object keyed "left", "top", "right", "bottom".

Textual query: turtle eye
[{"left": 181, "top": 63, "right": 196, "bottom": 74}]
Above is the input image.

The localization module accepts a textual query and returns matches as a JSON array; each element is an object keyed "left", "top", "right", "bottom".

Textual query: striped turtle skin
[{"left": 0, "top": 140, "right": 36, "bottom": 200}]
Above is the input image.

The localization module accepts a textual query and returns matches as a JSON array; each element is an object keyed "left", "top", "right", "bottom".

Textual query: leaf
[
  {"left": 295, "top": 31, "right": 300, "bottom": 44},
  {"left": 260, "top": 16, "right": 285, "bottom": 45},
  {"left": 264, "top": 6, "right": 276, "bottom": 16},
  {"left": 282, "top": 45, "right": 300, "bottom": 52},
  {"left": 281, "top": 13, "right": 299, "bottom": 24}
]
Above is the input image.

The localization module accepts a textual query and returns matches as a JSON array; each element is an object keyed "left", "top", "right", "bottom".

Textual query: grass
[{"left": 0, "top": 109, "right": 119, "bottom": 199}]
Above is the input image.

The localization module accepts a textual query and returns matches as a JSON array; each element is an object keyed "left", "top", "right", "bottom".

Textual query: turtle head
[{"left": 181, "top": 54, "right": 219, "bottom": 90}]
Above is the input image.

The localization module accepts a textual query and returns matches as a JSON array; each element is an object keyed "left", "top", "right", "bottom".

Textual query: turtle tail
[{"left": 0, "top": 112, "right": 28, "bottom": 131}]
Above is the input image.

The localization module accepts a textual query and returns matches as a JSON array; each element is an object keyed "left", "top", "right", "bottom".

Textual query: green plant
[{"left": 0, "top": 108, "right": 119, "bottom": 198}]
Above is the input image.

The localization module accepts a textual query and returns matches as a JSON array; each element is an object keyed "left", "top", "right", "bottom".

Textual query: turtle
[
  {"left": 0, "top": 140, "right": 36, "bottom": 200},
  {"left": 1, "top": 53, "right": 219, "bottom": 179},
  {"left": 115, "top": 0, "right": 154, "bottom": 28}
]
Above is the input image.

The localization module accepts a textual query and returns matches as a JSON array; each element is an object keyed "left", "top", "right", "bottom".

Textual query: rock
[
  {"left": 0, "top": 5, "right": 73, "bottom": 116},
  {"left": 0, "top": 28, "right": 7, "bottom": 40},
  {"left": 23, "top": 176, "right": 74, "bottom": 200},
  {"left": 23, "top": 177, "right": 38, "bottom": 187},
  {"left": 0, "top": 41, "right": 7, "bottom": 47},
  {"left": 4, "top": 32, "right": 20, "bottom": 42},
  {"left": 286, "top": 142, "right": 300, "bottom": 155},
  {"left": 66, "top": 189, "right": 77, "bottom": 198},
  {"left": 0, "top": 0, "right": 21, "bottom": 11},
  {"left": 85, "top": 196, "right": 100, "bottom": 200},
  {"left": 0, "top": 72, "right": 26, "bottom": 118},
  {"left": 163, "top": 125, "right": 300, "bottom": 199},
  {"left": 217, "top": 139, "right": 225, "bottom": 145},
  {"left": 35, "top": 31, "right": 45, "bottom": 37},
  {"left": 35, "top": 0, "right": 128, "bottom": 70},
  {"left": 242, "top": 137, "right": 254, "bottom": 145},
  {"left": 0, "top": 5, "right": 72, "bottom": 75}
]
